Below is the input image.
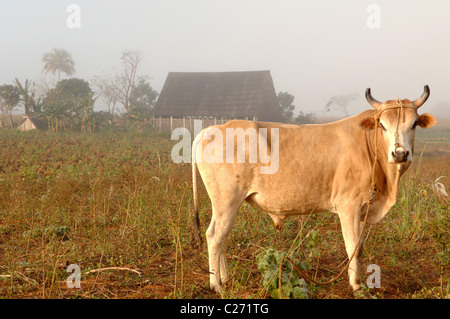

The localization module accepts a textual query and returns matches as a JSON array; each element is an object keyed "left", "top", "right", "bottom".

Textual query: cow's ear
[
  {"left": 417, "top": 113, "right": 437, "bottom": 129},
  {"left": 359, "top": 117, "right": 376, "bottom": 130}
]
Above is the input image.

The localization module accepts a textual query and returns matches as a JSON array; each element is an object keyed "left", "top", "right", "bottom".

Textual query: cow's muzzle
[{"left": 391, "top": 144, "right": 410, "bottom": 163}]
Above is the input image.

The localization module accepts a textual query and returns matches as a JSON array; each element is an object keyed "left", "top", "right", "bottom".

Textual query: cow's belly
[{"left": 245, "top": 192, "right": 330, "bottom": 216}]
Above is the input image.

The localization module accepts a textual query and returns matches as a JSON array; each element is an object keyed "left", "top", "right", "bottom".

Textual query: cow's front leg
[{"left": 338, "top": 209, "right": 363, "bottom": 291}]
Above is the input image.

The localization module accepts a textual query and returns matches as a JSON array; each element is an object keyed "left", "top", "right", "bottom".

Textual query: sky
[{"left": 0, "top": 0, "right": 449, "bottom": 118}]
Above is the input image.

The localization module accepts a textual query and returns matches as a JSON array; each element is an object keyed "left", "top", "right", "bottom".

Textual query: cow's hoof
[
  {"left": 350, "top": 283, "right": 361, "bottom": 292},
  {"left": 210, "top": 283, "right": 224, "bottom": 294}
]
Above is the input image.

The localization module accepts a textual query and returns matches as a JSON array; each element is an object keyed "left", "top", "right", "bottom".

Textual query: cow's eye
[{"left": 380, "top": 123, "right": 387, "bottom": 131}]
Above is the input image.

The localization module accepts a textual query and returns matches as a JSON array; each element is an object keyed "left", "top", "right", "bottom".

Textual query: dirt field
[{"left": 0, "top": 123, "right": 448, "bottom": 299}]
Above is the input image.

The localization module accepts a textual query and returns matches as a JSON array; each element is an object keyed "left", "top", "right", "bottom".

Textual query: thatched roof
[{"left": 153, "top": 70, "right": 281, "bottom": 122}]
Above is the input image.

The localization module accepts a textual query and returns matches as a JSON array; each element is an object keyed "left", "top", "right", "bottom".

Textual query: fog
[{"left": 1, "top": 0, "right": 449, "bottom": 118}]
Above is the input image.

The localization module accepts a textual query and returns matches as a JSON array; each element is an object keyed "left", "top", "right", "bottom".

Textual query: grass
[{"left": 0, "top": 127, "right": 448, "bottom": 299}]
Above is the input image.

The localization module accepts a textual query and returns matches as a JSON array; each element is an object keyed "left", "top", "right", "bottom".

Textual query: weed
[{"left": 256, "top": 248, "right": 311, "bottom": 299}]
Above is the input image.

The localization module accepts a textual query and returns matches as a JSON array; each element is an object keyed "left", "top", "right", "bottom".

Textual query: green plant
[
  {"left": 256, "top": 248, "right": 311, "bottom": 299},
  {"left": 22, "top": 225, "right": 69, "bottom": 240}
]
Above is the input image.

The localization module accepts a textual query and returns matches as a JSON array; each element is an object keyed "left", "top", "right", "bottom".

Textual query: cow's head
[{"left": 360, "top": 85, "right": 437, "bottom": 164}]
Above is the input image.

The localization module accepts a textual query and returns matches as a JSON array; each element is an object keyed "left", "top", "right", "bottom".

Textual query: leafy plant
[
  {"left": 22, "top": 225, "right": 69, "bottom": 240},
  {"left": 256, "top": 248, "right": 311, "bottom": 299},
  {"left": 305, "top": 230, "right": 321, "bottom": 258}
]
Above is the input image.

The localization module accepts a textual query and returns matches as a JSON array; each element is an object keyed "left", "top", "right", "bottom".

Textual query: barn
[{"left": 152, "top": 70, "right": 281, "bottom": 131}]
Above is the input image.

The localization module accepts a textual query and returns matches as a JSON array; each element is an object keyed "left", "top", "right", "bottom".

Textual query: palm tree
[{"left": 42, "top": 48, "right": 75, "bottom": 81}]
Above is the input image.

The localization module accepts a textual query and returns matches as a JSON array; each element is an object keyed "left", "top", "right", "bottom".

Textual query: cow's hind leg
[{"left": 206, "top": 200, "right": 240, "bottom": 292}]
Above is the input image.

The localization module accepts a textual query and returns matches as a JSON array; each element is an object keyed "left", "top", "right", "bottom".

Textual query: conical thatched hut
[{"left": 17, "top": 116, "right": 48, "bottom": 131}]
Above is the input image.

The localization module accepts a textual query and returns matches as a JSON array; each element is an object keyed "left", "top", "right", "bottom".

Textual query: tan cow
[{"left": 191, "top": 86, "right": 436, "bottom": 293}]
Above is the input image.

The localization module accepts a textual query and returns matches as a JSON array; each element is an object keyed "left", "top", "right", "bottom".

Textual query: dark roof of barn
[{"left": 153, "top": 70, "right": 281, "bottom": 122}]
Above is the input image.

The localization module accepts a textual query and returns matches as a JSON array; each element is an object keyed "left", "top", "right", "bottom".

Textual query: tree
[
  {"left": 278, "top": 91, "right": 295, "bottom": 123},
  {"left": 92, "top": 76, "right": 117, "bottom": 124},
  {"left": 93, "top": 50, "right": 147, "bottom": 115},
  {"left": 119, "top": 50, "right": 141, "bottom": 113},
  {"left": 78, "top": 92, "right": 97, "bottom": 133},
  {"left": 128, "top": 78, "right": 159, "bottom": 132},
  {"left": 130, "top": 79, "right": 158, "bottom": 116},
  {"left": 42, "top": 78, "right": 94, "bottom": 131},
  {"left": 0, "top": 84, "right": 20, "bottom": 127},
  {"left": 323, "top": 93, "right": 359, "bottom": 117},
  {"left": 14, "top": 78, "right": 41, "bottom": 115},
  {"left": 42, "top": 48, "right": 75, "bottom": 81},
  {"left": 42, "top": 86, "right": 68, "bottom": 131},
  {"left": 295, "top": 110, "right": 316, "bottom": 124}
]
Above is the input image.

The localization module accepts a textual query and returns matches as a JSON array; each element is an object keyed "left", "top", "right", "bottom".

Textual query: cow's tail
[{"left": 191, "top": 134, "right": 203, "bottom": 246}]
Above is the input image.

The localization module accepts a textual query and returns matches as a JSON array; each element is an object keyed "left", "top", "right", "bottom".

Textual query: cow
[{"left": 191, "top": 86, "right": 436, "bottom": 293}]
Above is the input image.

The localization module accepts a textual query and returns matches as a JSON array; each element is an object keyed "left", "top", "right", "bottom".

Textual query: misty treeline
[
  {"left": 277, "top": 91, "right": 316, "bottom": 124},
  {"left": 277, "top": 91, "right": 360, "bottom": 124},
  {"left": 0, "top": 48, "right": 158, "bottom": 132},
  {"left": 0, "top": 47, "right": 355, "bottom": 132}
]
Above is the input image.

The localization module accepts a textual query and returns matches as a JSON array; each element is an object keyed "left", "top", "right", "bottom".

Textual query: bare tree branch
[{"left": 93, "top": 50, "right": 146, "bottom": 114}]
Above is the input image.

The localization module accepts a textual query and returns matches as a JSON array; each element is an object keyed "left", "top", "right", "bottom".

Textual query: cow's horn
[
  {"left": 365, "top": 88, "right": 382, "bottom": 110},
  {"left": 412, "top": 85, "right": 430, "bottom": 109}
]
